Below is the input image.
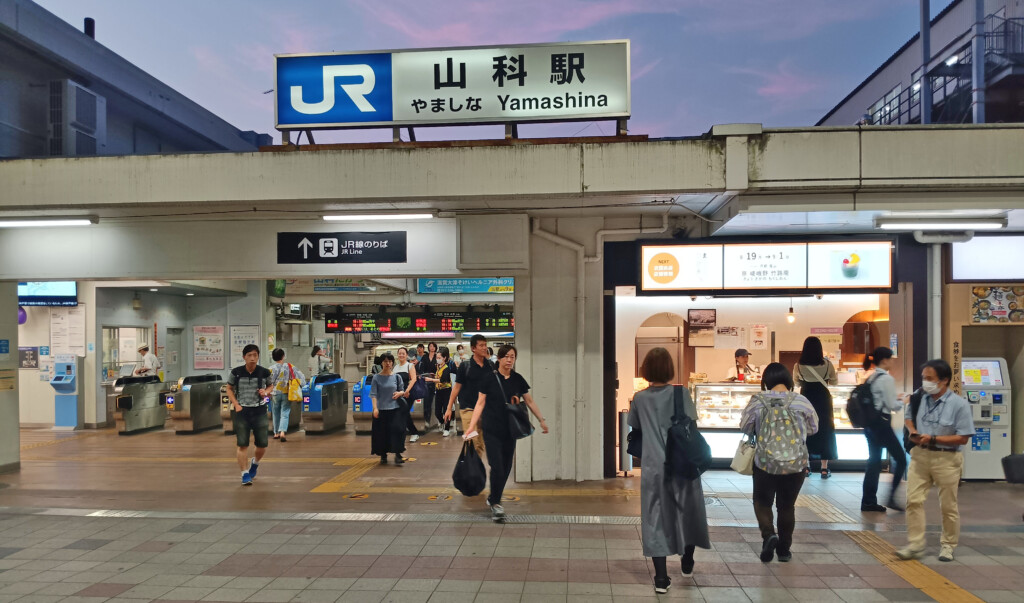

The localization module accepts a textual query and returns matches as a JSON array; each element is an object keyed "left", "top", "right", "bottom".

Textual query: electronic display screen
[
  {"left": 962, "top": 360, "right": 1004, "bottom": 387},
  {"left": 17, "top": 281, "right": 78, "bottom": 306},
  {"left": 326, "top": 311, "right": 514, "bottom": 333}
]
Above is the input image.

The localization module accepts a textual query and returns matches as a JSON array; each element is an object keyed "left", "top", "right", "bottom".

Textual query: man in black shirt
[
  {"left": 446, "top": 334, "right": 493, "bottom": 457},
  {"left": 226, "top": 344, "right": 272, "bottom": 486}
]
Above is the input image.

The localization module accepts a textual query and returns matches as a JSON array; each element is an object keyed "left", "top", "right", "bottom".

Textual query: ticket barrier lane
[
  {"left": 113, "top": 375, "right": 168, "bottom": 435},
  {"left": 165, "top": 374, "right": 224, "bottom": 434},
  {"left": 302, "top": 373, "right": 348, "bottom": 435}
]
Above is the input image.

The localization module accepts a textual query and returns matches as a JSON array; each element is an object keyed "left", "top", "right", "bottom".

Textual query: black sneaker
[
  {"left": 380, "top": 455, "right": 388, "bottom": 464},
  {"left": 395, "top": 454, "right": 405, "bottom": 465},
  {"left": 760, "top": 534, "right": 779, "bottom": 562},
  {"left": 861, "top": 504, "right": 887, "bottom": 513},
  {"left": 886, "top": 498, "right": 905, "bottom": 512},
  {"left": 680, "top": 557, "right": 695, "bottom": 577},
  {"left": 777, "top": 550, "right": 792, "bottom": 562},
  {"left": 654, "top": 576, "right": 671, "bottom": 594}
]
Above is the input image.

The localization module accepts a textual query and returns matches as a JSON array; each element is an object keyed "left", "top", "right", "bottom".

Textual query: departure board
[{"left": 326, "top": 311, "right": 513, "bottom": 333}]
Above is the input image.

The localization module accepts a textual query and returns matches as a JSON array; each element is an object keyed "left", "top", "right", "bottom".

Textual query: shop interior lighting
[
  {"left": 323, "top": 214, "right": 433, "bottom": 221},
  {"left": 786, "top": 298, "right": 796, "bottom": 324},
  {"left": 945, "top": 55, "right": 958, "bottom": 66},
  {"left": 0, "top": 216, "right": 98, "bottom": 228},
  {"left": 874, "top": 216, "right": 1007, "bottom": 231}
]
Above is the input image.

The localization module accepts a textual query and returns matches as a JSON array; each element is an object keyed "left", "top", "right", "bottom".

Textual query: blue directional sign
[{"left": 276, "top": 53, "right": 393, "bottom": 128}]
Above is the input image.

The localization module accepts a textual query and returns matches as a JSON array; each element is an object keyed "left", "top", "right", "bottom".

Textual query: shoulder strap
[
  {"left": 804, "top": 364, "right": 828, "bottom": 385},
  {"left": 288, "top": 363, "right": 295, "bottom": 379},
  {"left": 493, "top": 372, "right": 510, "bottom": 405},
  {"left": 672, "top": 385, "right": 685, "bottom": 423}
]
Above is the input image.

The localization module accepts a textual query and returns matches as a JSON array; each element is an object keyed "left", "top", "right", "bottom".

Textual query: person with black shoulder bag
[{"left": 462, "top": 344, "right": 548, "bottom": 522}]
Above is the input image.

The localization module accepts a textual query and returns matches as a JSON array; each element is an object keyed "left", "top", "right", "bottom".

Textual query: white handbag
[{"left": 731, "top": 434, "right": 756, "bottom": 475}]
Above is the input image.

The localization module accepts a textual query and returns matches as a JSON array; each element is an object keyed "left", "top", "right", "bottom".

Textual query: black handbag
[
  {"left": 627, "top": 428, "right": 642, "bottom": 458},
  {"left": 452, "top": 441, "right": 487, "bottom": 496},
  {"left": 494, "top": 372, "right": 534, "bottom": 439}
]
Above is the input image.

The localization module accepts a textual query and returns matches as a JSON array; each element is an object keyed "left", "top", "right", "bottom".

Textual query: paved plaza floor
[{"left": 1, "top": 426, "right": 1023, "bottom": 602}]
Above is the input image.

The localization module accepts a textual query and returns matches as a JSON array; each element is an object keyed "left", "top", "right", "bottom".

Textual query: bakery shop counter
[{"left": 692, "top": 382, "right": 857, "bottom": 430}]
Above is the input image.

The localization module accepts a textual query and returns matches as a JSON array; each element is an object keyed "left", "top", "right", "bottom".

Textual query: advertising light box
[
  {"left": 722, "top": 243, "right": 807, "bottom": 289},
  {"left": 641, "top": 245, "right": 723, "bottom": 290},
  {"left": 806, "top": 241, "right": 892, "bottom": 289}
]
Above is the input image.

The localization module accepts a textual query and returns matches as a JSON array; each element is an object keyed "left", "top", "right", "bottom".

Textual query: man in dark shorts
[
  {"left": 226, "top": 344, "right": 272, "bottom": 486},
  {"left": 446, "top": 334, "right": 493, "bottom": 457}
]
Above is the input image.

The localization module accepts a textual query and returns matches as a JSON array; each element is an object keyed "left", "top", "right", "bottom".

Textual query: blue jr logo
[{"left": 276, "top": 53, "right": 393, "bottom": 126}]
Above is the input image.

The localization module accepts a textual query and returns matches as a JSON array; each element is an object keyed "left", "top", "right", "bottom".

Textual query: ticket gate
[
  {"left": 114, "top": 375, "right": 169, "bottom": 434},
  {"left": 165, "top": 374, "right": 224, "bottom": 434},
  {"left": 303, "top": 373, "right": 348, "bottom": 434},
  {"left": 351, "top": 375, "right": 425, "bottom": 434},
  {"left": 220, "top": 384, "right": 236, "bottom": 434}
]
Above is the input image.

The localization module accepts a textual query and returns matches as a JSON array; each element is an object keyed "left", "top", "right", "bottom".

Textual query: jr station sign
[{"left": 275, "top": 40, "right": 630, "bottom": 129}]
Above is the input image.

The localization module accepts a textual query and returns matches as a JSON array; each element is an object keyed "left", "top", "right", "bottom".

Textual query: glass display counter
[{"left": 691, "top": 382, "right": 871, "bottom": 463}]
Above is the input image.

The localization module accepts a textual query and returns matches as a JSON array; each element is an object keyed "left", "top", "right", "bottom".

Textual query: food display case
[{"left": 692, "top": 382, "right": 871, "bottom": 465}]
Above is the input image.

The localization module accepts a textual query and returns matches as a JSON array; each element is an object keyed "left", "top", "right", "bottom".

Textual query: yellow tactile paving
[
  {"left": 310, "top": 458, "right": 380, "bottom": 492},
  {"left": 21, "top": 456, "right": 365, "bottom": 464},
  {"left": 18, "top": 432, "right": 102, "bottom": 451},
  {"left": 846, "top": 530, "right": 985, "bottom": 603},
  {"left": 797, "top": 493, "right": 856, "bottom": 523}
]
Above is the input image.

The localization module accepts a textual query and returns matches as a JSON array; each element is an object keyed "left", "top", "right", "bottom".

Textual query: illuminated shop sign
[{"left": 639, "top": 240, "right": 893, "bottom": 293}]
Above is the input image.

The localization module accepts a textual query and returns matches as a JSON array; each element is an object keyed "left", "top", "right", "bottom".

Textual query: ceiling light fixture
[
  {"left": 874, "top": 216, "right": 1007, "bottom": 231},
  {"left": 786, "top": 298, "right": 796, "bottom": 324},
  {"left": 186, "top": 293, "right": 195, "bottom": 296},
  {"left": 323, "top": 213, "right": 433, "bottom": 221},
  {"left": 0, "top": 217, "right": 98, "bottom": 228},
  {"left": 149, "top": 288, "right": 158, "bottom": 292}
]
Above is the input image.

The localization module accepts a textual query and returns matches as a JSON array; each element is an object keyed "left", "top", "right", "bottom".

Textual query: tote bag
[
  {"left": 287, "top": 364, "right": 303, "bottom": 402},
  {"left": 731, "top": 433, "right": 755, "bottom": 475}
]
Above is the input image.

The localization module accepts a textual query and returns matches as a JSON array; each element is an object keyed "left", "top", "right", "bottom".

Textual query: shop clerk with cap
[
  {"left": 726, "top": 349, "right": 761, "bottom": 382},
  {"left": 134, "top": 344, "right": 162, "bottom": 379}
]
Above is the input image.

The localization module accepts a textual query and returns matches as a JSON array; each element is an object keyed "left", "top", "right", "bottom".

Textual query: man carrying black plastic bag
[{"left": 453, "top": 441, "right": 486, "bottom": 497}]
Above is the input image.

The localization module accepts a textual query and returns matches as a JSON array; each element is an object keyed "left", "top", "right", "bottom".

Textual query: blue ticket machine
[{"left": 51, "top": 355, "right": 85, "bottom": 430}]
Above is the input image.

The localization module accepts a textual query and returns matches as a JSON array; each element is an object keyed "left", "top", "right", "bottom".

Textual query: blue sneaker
[
  {"left": 241, "top": 472, "right": 253, "bottom": 486},
  {"left": 248, "top": 460, "right": 259, "bottom": 480}
]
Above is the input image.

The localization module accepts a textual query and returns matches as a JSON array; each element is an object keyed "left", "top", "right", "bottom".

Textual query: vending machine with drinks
[{"left": 961, "top": 357, "right": 1013, "bottom": 480}]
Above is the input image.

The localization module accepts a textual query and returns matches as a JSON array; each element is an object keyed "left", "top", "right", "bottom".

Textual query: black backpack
[
  {"left": 847, "top": 373, "right": 884, "bottom": 428},
  {"left": 665, "top": 386, "right": 712, "bottom": 480}
]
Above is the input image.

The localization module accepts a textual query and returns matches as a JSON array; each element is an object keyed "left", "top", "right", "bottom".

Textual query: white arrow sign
[{"left": 298, "top": 237, "right": 313, "bottom": 259}]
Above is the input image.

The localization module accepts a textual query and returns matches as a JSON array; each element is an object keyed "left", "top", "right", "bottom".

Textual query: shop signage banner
[
  {"left": 417, "top": 277, "right": 514, "bottom": 294},
  {"left": 952, "top": 236, "right": 1024, "bottom": 281},
  {"left": 969, "top": 286, "right": 1024, "bottom": 324},
  {"left": 193, "top": 326, "right": 224, "bottom": 370},
  {"left": 640, "top": 240, "right": 893, "bottom": 292},
  {"left": 277, "top": 232, "right": 407, "bottom": 264},
  {"left": 275, "top": 40, "right": 629, "bottom": 129}
]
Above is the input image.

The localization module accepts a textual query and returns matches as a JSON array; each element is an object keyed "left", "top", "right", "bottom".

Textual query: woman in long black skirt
[
  {"left": 370, "top": 352, "right": 407, "bottom": 465},
  {"left": 794, "top": 336, "right": 839, "bottom": 478}
]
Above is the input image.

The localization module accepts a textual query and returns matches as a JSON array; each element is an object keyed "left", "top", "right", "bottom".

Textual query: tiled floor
[{"left": 1, "top": 426, "right": 1023, "bottom": 602}]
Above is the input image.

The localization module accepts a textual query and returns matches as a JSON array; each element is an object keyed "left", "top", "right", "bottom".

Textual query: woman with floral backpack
[{"left": 739, "top": 363, "right": 819, "bottom": 563}]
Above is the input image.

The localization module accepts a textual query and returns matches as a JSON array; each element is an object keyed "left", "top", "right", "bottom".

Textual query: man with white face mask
[{"left": 897, "top": 359, "right": 974, "bottom": 563}]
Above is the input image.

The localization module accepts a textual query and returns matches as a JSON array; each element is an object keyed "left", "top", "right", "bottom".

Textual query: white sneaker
[
  {"left": 441, "top": 429, "right": 451, "bottom": 437},
  {"left": 938, "top": 544, "right": 955, "bottom": 562},
  {"left": 410, "top": 434, "right": 420, "bottom": 443},
  {"left": 489, "top": 503, "right": 505, "bottom": 520},
  {"left": 896, "top": 546, "right": 924, "bottom": 560}
]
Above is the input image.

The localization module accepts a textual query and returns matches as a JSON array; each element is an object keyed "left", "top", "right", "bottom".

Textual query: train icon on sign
[{"left": 276, "top": 53, "right": 394, "bottom": 127}]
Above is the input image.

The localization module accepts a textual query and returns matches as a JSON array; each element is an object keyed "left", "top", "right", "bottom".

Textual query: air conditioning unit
[{"left": 49, "top": 79, "right": 107, "bottom": 156}]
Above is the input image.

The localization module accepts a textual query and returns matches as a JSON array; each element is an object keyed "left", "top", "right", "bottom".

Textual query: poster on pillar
[
  {"left": 193, "top": 326, "right": 224, "bottom": 370},
  {"left": 229, "top": 326, "right": 261, "bottom": 368}
]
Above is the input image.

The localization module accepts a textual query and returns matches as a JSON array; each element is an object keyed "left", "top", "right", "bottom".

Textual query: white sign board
[
  {"left": 951, "top": 236, "right": 1024, "bottom": 281},
  {"left": 806, "top": 241, "right": 892, "bottom": 289},
  {"left": 641, "top": 244, "right": 723, "bottom": 290},
  {"left": 229, "top": 326, "right": 261, "bottom": 368},
  {"left": 723, "top": 243, "right": 807, "bottom": 289},
  {"left": 276, "top": 40, "right": 630, "bottom": 128},
  {"left": 49, "top": 305, "right": 86, "bottom": 357}
]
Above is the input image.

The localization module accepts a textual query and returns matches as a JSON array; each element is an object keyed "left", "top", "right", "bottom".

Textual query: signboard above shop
[
  {"left": 417, "top": 278, "right": 514, "bottom": 294},
  {"left": 275, "top": 40, "right": 629, "bottom": 129},
  {"left": 640, "top": 240, "right": 894, "bottom": 294}
]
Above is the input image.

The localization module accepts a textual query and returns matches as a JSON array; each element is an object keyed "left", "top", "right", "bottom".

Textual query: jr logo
[{"left": 290, "top": 65, "right": 377, "bottom": 115}]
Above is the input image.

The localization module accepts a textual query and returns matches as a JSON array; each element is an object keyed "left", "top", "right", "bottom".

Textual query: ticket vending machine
[
  {"left": 962, "top": 357, "right": 1013, "bottom": 480},
  {"left": 51, "top": 355, "right": 85, "bottom": 430}
]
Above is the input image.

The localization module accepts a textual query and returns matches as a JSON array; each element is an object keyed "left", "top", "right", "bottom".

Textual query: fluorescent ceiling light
[
  {"left": 0, "top": 217, "right": 97, "bottom": 228},
  {"left": 323, "top": 213, "right": 433, "bottom": 221},
  {"left": 186, "top": 293, "right": 195, "bottom": 296},
  {"left": 946, "top": 55, "right": 958, "bottom": 66},
  {"left": 875, "top": 216, "right": 1007, "bottom": 231},
  {"left": 149, "top": 288, "right": 158, "bottom": 292}
]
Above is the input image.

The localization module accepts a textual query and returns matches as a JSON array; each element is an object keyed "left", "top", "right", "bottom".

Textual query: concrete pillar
[{"left": 0, "top": 282, "right": 21, "bottom": 473}]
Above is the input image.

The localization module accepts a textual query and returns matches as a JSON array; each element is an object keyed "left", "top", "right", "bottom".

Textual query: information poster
[
  {"left": 750, "top": 325, "right": 769, "bottom": 350},
  {"left": 969, "top": 286, "right": 1024, "bottom": 324},
  {"left": 687, "top": 309, "right": 716, "bottom": 347},
  {"left": 18, "top": 347, "right": 38, "bottom": 369},
  {"left": 714, "top": 326, "right": 743, "bottom": 349},
  {"left": 229, "top": 326, "right": 261, "bottom": 368},
  {"left": 193, "top": 326, "right": 225, "bottom": 370},
  {"left": 49, "top": 305, "right": 86, "bottom": 357},
  {"left": 723, "top": 244, "right": 807, "bottom": 289},
  {"left": 972, "top": 428, "right": 991, "bottom": 451}
]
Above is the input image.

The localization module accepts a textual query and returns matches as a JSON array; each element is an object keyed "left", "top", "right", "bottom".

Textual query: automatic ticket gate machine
[
  {"left": 961, "top": 357, "right": 1013, "bottom": 479},
  {"left": 51, "top": 355, "right": 85, "bottom": 430},
  {"left": 302, "top": 373, "right": 348, "bottom": 434},
  {"left": 220, "top": 384, "right": 235, "bottom": 434},
  {"left": 114, "top": 375, "right": 168, "bottom": 434},
  {"left": 165, "top": 374, "right": 224, "bottom": 434}
]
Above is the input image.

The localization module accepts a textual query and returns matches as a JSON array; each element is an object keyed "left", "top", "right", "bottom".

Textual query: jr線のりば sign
[{"left": 275, "top": 40, "right": 630, "bottom": 129}]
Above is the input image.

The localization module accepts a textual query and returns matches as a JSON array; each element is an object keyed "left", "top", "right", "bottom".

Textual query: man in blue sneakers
[{"left": 226, "top": 344, "right": 272, "bottom": 486}]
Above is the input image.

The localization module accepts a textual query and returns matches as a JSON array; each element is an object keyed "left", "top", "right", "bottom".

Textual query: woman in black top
[
  {"left": 464, "top": 344, "right": 549, "bottom": 521},
  {"left": 424, "top": 346, "right": 455, "bottom": 435},
  {"left": 794, "top": 337, "right": 839, "bottom": 478},
  {"left": 418, "top": 342, "right": 439, "bottom": 430}
]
